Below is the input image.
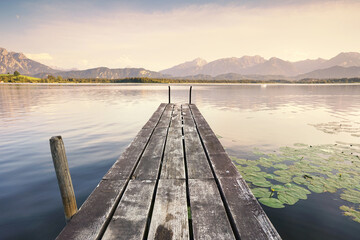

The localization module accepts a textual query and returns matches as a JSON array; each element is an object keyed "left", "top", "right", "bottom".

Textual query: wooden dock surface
[{"left": 56, "top": 103, "right": 281, "bottom": 240}]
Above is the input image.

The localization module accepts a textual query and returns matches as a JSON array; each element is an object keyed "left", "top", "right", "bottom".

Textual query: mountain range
[
  {"left": 1, "top": 47, "right": 360, "bottom": 80},
  {"left": 0, "top": 48, "right": 57, "bottom": 75},
  {"left": 160, "top": 52, "right": 360, "bottom": 79}
]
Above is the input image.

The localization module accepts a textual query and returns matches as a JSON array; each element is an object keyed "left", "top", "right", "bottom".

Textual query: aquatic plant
[
  {"left": 232, "top": 141, "right": 360, "bottom": 223},
  {"left": 339, "top": 206, "right": 360, "bottom": 223},
  {"left": 309, "top": 121, "right": 360, "bottom": 137}
]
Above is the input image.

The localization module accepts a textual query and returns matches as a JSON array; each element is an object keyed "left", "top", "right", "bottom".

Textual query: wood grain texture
[
  {"left": 189, "top": 179, "right": 235, "bottom": 240},
  {"left": 188, "top": 104, "right": 281, "bottom": 240},
  {"left": 102, "top": 127, "right": 154, "bottom": 180},
  {"left": 170, "top": 104, "right": 182, "bottom": 128},
  {"left": 183, "top": 131, "right": 213, "bottom": 179},
  {"left": 102, "top": 180, "right": 156, "bottom": 240},
  {"left": 102, "top": 104, "right": 169, "bottom": 181},
  {"left": 148, "top": 179, "right": 189, "bottom": 240},
  {"left": 188, "top": 105, "right": 211, "bottom": 129},
  {"left": 160, "top": 127, "right": 185, "bottom": 179},
  {"left": 207, "top": 153, "right": 241, "bottom": 178},
  {"left": 157, "top": 104, "right": 174, "bottom": 128},
  {"left": 133, "top": 127, "right": 168, "bottom": 180},
  {"left": 50, "top": 136, "right": 78, "bottom": 221},
  {"left": 57, "top": 103, "right": 281, "bottom": 240},
  {"left": 143, "top": 103, "right": 167, "bottom": 129},
  {"left": 57, "top": 104, "right": 167, "bottom": 239},
  {"left": 219, "top": 177, "right": 281, "bottom": 240},
  {"left": 56, "top": 180, "right": 126, "bottom": 240},
  {"left": 182, "top": 105, "right": 197, "bottom": 133}
]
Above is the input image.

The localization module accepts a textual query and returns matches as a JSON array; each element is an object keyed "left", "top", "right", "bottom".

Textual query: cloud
[
  {"left": 25, "top": 53, "right": 53, "bottom": 61},
  {"left": 16, "top": 15, "right": 20, "bottom": 19},
  {"left": 10, "top": 0, "right": 360, "bottom": 70}
]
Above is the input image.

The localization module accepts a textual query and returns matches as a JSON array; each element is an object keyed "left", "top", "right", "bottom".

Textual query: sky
[{"left": 0, "top": 0, "right": 359, "bottom": 71}]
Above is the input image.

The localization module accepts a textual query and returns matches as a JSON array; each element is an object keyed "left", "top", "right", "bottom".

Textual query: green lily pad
[
  {"left": 271, "top": 185, "right": 286, "bottom": 192},
  {"left": 340, "top": 189, "right": 360, "bottom": 204},
  {"left": 273, "top": 164, "right": 288, "bottom": 170},
  {"left": 231, "top": 157, "right": 248, "bottom": 165},
  {"left": 232, "top": 141, "right": 360, "bottom": 211},
  {"left": 324, "top": 184, "right": 337, "bottom": 193},
  {"left": 258, "top": 198, "right": 285, "bottom": 208},
  {"left": 258, "top": 159, "right": 273, "bottom": 168},
  {"left": 278, "top": 192, "right": 299, "bottom": 205},
  {"left": 273, "top": 175, "right": 292, "bottom": 184},
  {"left": 252, "top": 179, "right": 272, "bottom": 187},
  {"left": 340, "top": 206, "right": 360, "bottom": 223},
  {"left": 243, "top": 172, "right": 266, "bottom": 182},
  {"left": 290, "top": 184, "right": 311, "bottom": 195},
  {"left": 251, "top": 188, "right": 271, "bottom": 198},
  {"left": 244, "top": 165, "right": 261, "bottom": 172},
  {"left": 284, "top": 184, "right": 310, "bottom": 200},
  {"left": 307, "top": 184, "right": 324, "bottom": 193},
  {"left": 264, "top": 173, "right": 276, "bottom": 179},
  {"left": 293, "top": 176, "right": 307, "bottom": 185}
]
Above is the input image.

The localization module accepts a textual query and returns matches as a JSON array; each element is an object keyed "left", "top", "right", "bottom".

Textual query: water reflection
[{"left": 0, "top": 84, "right": 359, "bottom": 239}]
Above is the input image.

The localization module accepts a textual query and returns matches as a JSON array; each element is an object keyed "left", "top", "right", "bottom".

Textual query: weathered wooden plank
[
  {"left": 160, "top": 127, "right": 185, "bottom": 179},
  {"left": 147, "top": 179, "right": 189, "bottom": 240},
  {"left": 183, "top": 131, "right": 213, "bottom": 179},
  {"left": 133, "top": 127, "right": 168, "bottom": 180},
  {"left": 182, "top": 105, "right": 197, "bottom": 133},
  {"left": 218, "top": 177, "right": 281, "bottom": 240},
  {"left": 188, "top": 105, "right": 211, "bottom": 129},
  {"left": 103, "top": 104, "right": 169, "bottom": 181},
  {"left": 188, "top": 179, "right": 235, "bottom": 240},
  {"left": 143, "top": 103, "right": 167, "bottom": 129},
  {"left": 102, "top": 180, "right": 156, "bottom": 240},
  {"left": 197, "top": 128, "right": 226, "bottom": 155},
  {"left": 170, "top": 104, "right": 182, "bottom": 128},
  {"left": 56, "top": 179, "right": 126, "bottom": 240},
  {"left": 102, "top": 127, "right": 154, "bottom": 180},
  {"left": 207, "top": 153, "right": 241, "bottom": 178},
  {"left": 57, "top": 104, "right": 168, "bottom": 239},
  {"left": 157, "top": 104, "right": 174, "bottom": 128},
  {"left": 187, "top": 106, "right": 238, "bottom": 178},
  {"left": 189, "top": 104, "right": 281, "bottom": 239}
]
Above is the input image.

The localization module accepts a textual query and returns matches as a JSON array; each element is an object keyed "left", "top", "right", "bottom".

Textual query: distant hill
[
  {"left": 34, "top": 67, "right": 167, "bottom": 79},
  {"left": 160, "top": 58, "right": 207, "bottom": 77},
  {"left": 0, "top": 47, "right": 58, "bottom": 75},
  {"left": 161, "top": 56, "right": 266, "bottom": 77},
  {"left": 243, "top": 57, "right": 297, "bottom": 76},
  {"left": 199, "top": 56, "right": 266, "bottom": 76},
  {"left": 296, "top": 66, "right": 360, "bottom": 79},
  {"left": 319, "top": 52, "right": 360, "bottom": 69}
]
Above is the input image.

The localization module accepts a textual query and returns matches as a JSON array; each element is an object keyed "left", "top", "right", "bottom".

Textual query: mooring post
[
  {"left": 50, "top": 136, "right": 78, "bottom": 222},
  {"left": 189, "top": 86, "right": 192, "bottom": 104},
  {"left": 168, "top": 86, "right": 171, "bottom": 103}
]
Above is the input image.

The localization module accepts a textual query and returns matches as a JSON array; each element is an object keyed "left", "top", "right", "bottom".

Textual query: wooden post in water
[
  {"left": 189, "top": 86, "right": 192, "bottom": 104},
  {"left": 168, "top": 86, "right": 171, "bottom": 103},
  {"left": 50, "top": 136, "right": 78, "bottom": 222}
]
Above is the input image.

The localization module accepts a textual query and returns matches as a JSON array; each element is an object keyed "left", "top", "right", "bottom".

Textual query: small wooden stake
[
  {"left": 168, "top": 86, "right": 171, "bottom": 103},
  {"left": 50, "top": 136, "right": 78, "bottom": 222},
  {"left": 189, "top": 86, "right": 192, "bottom": 104}
]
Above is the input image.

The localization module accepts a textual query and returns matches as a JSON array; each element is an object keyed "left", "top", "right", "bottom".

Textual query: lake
[{"left": 0, "top": 83, "right": 359, "bottom": 239}]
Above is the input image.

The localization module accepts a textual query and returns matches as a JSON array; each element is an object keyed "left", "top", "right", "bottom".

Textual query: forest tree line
[{"left": 1, "top": 73, "right": 360, "bottom": 84}]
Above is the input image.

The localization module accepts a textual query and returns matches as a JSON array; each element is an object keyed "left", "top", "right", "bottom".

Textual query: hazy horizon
[{"left": 1, "top": 0, "right": 359, "bottom": 71}]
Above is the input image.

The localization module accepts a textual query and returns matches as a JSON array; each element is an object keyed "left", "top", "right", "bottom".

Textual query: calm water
[{"left": 0, "top": 84, "right": 359, "bottom": 239}]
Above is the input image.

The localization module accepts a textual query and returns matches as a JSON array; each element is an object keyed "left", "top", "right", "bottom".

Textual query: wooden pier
[{"left": 56, "top": 103, "right": 281, "bottom": 240}]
